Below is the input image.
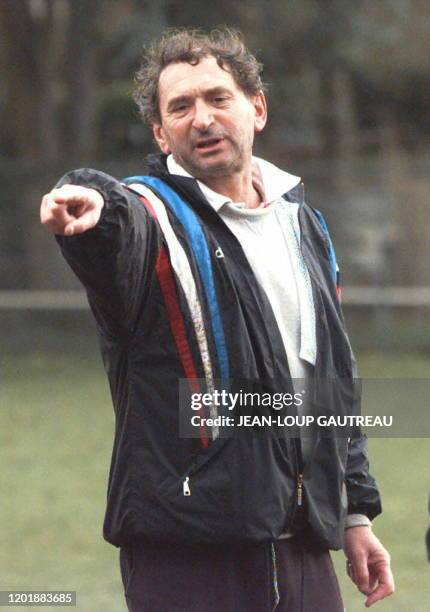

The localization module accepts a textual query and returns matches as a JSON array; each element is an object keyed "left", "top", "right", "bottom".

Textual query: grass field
[{"left": 1, "top": 348, "right": 429, "bottom": 611}]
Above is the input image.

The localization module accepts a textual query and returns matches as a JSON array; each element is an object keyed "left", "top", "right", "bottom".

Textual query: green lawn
[
  {"left": 332, "top": 352, "right": 430, "bottom": 612},
  {"left": 1, "top": 349, "right": 429, "bottom": 611}
]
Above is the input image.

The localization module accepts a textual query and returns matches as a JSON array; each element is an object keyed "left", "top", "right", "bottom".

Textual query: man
[{"left": 40, "top": 29, "right": 394, "bottom": 611}]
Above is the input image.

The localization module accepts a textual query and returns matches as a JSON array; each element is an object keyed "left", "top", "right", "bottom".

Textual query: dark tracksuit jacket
[{"left": 56, "top": 154, "right": 381, "bottom": 551}]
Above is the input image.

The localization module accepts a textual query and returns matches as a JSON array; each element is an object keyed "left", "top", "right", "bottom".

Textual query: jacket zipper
[
  {"left": 294, "top": 189, "right": 306, "bottom": 513},
  {"left": 296, "top": 473, "right": 304, "bottom": 506},
  {"left": 183, "top": 476, "right": 191, "bottom": 496}
]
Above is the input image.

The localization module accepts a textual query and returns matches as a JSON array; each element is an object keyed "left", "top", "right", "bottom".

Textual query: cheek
[
  {"left": 168, "top": 125, "right": 190, "bottom": 149},
  {"left": 228, "top": 109, "right": 254, "bottom": 139},
  {"left": 230, "top": 120, "right": 254, "bottom": 147}
]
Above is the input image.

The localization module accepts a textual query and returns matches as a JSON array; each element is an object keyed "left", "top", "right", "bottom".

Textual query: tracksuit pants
[{"left": 119, "top": 533, "right": 344, "bottom": 611}]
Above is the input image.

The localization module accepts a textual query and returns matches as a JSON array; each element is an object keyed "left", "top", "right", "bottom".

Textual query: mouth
[{"left": 195, "top": 137, "right": 224, "bottom": 152}]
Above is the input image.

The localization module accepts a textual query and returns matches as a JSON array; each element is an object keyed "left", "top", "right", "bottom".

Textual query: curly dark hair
[{"left": 133, "top": 28, "right": 266, "bottom": 125}]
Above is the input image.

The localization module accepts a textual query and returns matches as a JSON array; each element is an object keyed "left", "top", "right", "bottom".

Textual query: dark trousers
[{"left": 119, "top": 534, "right": 344, "bottom": 612}]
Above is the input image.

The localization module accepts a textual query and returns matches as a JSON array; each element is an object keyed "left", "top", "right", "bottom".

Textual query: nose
[{"left": 192, "top": 99, "right": 214, "bottom": 131}]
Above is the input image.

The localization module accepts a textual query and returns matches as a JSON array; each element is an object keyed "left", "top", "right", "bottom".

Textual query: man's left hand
[{"left": 344, "top": 526, "right": 395, "bottom": 607}]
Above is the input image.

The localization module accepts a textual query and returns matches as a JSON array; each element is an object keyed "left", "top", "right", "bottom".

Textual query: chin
[
  {"left": 194, "top": 166, "right": 233, "bottom": 180},
  {"left": 194, "top": 158, "right": 242, "bottom": 178}
]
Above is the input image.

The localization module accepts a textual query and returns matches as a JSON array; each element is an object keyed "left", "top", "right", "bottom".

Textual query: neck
[{"left": 200, "top": 166, "right": 262, "bottom": 209}]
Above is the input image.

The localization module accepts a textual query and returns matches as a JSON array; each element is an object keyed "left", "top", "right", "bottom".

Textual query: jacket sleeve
[
  {"left": 343, "top": 301, "right": 382, "bottom": 521},
  {"left": 55, "top": 168, "right": 161, "bottom": 337},
  {"left": 345, "top": 428, "right": 382, "bottom": 520},
  {"left": 314, "top": 208, "right": 383, "bottom": 521}
]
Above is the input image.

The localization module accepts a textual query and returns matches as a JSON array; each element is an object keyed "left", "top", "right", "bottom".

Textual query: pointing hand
[{"left": 40, "top": 184, "right": 104, "bottom": 236}]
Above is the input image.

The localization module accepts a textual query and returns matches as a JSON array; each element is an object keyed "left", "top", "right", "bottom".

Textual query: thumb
[{"left": 64, "top": 210, "right": 100, "bottom": 236}]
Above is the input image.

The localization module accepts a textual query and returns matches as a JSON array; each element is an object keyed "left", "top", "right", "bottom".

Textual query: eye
[
  {"left": 169, "top": 101, "right": 190, "bottom": 114},
  {"left": 214, "top": 96, "right": 228, "bottom": 104}
]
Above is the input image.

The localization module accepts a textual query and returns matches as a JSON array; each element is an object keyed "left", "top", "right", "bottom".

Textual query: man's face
[{"left": 153, "top": 56, "right": 267, "bottom": 180}]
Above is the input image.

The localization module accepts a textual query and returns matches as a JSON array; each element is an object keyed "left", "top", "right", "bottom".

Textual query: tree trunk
[
  {"left": 63, "top": 0, "right": 102, "bottom": 160},
  {"left": 0, "top": 0, "right": 61, "bottom": 161}
]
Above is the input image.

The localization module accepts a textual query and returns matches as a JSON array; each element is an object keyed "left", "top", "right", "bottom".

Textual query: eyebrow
[
  {"left": 205, "top": 86, "right": 232, "bottom": 97},
  {"left": 166, "top": 87, "right": 233, "bottom": 112}
]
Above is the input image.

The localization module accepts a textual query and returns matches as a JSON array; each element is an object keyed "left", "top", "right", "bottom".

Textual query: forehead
[{"left": 158, "top": 56, "right": 241, "bottom": 109}]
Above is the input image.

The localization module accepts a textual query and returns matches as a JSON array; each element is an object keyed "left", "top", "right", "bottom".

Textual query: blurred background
[{"left": 0, "top": 1, "right": 429, "bottom": 611}]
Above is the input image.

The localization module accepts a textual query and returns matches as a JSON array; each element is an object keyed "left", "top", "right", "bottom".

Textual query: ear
[
  {"left": 152, "top": 123, "right": 171, "bottom": 154},
  {"left": 253, "top": 91, "right": 267, "bottom": 133}
]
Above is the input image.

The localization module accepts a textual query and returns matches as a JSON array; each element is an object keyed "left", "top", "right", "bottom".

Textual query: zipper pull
[
  {"left": 297, "top": 473, "right": 304, "bottom": 507},
  {"left": 183, "top": 476, "right": 191, "bottom": 496}
]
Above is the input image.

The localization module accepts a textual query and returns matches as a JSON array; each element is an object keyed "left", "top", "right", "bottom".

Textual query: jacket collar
[
  {"left": 145, "top": 154, "right": 301, "bottom": 210},
  {"left": 165, "top": 154, "right": 301, "bottom": 212}
]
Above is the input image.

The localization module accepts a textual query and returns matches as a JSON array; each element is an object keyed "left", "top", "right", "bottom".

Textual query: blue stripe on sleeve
[
  {"left": 313, "top": 209, "right": 338, "bottom": 282},
  {"left": 125, "top": 175, "right": 230, "bottom": 381}
]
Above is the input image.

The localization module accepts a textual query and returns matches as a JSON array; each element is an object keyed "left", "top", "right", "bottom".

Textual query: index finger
[
  {"left": 50, "top": 186, "right": 79, "bottom": 204},
  {"left": 365, "top": 567, "right": 395, "bottom": 607},
  {"left": 48, "top": 184, "right": 93, "bottom": 204}
]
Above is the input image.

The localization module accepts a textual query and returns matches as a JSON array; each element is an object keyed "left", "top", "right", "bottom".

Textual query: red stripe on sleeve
[{"left": 139, "top": 194, "right": 209, "bottom": 448}]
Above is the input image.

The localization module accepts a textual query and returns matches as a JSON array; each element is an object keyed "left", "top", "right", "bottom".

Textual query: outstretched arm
[{"left": 40, "top": 168, "right": 160, "bottom": 336}]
